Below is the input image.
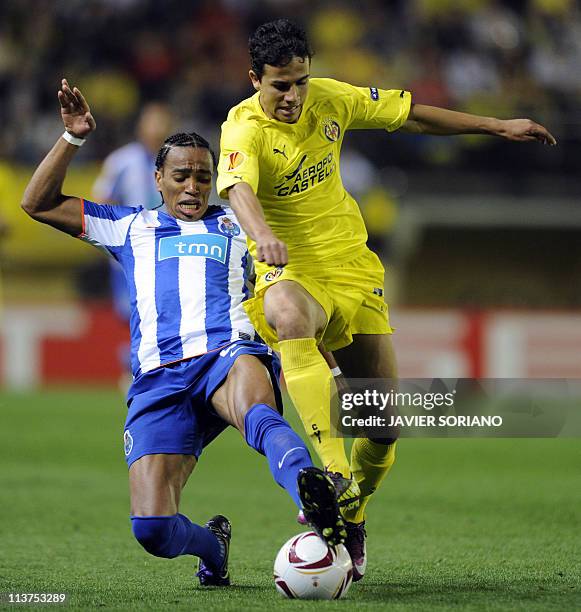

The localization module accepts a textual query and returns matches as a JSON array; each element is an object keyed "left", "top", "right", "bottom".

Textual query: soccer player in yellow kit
[{"left": 217, "top": 19, "right": 556, "bottom": 581}]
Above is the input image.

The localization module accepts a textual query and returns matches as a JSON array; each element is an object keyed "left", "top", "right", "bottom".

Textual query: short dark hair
[
  {"left": 249, "top": 19, "right": 313, "bottom": 79},
  {"left": 155, "top": 132, "right": 217, "bottom": 170}
]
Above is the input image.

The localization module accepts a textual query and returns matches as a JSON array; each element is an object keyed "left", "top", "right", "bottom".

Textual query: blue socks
[
  {"left": 244, "top": 403, "right": 312, "bottom": 508},
  {"left": 131, "top": 514, "right": 223, "bottom": 567}
]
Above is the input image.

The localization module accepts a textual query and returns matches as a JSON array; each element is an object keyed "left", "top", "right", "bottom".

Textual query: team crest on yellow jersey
[
  {"left": 226, "top": 151, "right": 245, "bottom": 171},
  {"left": 323, "top": 118, "right": 341, "bottom": 142}
]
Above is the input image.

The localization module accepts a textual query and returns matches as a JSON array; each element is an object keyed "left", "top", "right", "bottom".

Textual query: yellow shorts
[{"left": 244, "top": 248, "right": 392, "bottom": 352}]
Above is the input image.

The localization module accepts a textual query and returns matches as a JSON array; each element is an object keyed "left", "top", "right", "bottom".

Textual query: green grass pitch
[{"left": 0, "top": 389, "right": 579, "bottom": 611}]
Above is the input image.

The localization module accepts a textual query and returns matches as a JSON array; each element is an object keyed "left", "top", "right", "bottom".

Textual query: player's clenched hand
[
  {"left": 255, "top": 229, "right": 288, "bottom": 266},
  {"left": 58, "top": 78, "right": 96, "bottom": 138},
  {"left": 497, "top": 119, "right": 556, "bottom": 145}
]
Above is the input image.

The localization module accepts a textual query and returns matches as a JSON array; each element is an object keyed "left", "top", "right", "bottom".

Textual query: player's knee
[
  {"left": 272, "top": 305, "right": 314, "bottom": 339},
  {"left": 265, "top": 292, "right": 316, "bottom": 339},
  {"left": 131, "top": 516, "right": 177, "bottom": 559}
]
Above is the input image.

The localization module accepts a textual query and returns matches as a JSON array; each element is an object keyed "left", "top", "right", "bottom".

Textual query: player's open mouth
[{"left": 177, "top": 201, "right": 202, "bottom": 216}]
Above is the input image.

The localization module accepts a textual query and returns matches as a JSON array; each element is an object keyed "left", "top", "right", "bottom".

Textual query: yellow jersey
[{"left": 217, "top": 78, "right": 411, "bottom": 270}]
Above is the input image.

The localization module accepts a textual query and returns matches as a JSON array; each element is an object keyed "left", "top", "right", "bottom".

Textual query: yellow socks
[
  {"left": 343, "top": 438, "right": 397, "bottom": 524},
  {"left": 279, "top": 337, "right": 350, "bottom": 477},
  {"left": 279, "top": 338, "right": 395, "bottom": 521}
]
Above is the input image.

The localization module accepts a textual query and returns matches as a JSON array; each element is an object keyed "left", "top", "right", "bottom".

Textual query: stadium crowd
[{"left": 0, "top": 0, "right": 579, "bottom": 196}]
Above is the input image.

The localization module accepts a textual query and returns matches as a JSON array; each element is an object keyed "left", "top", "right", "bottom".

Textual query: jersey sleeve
[
  {"left": 216, "top": 120, "right": 262, "bottom": 199},
  {"left": 340, "top": 81, "right": 412, "bottom": 132},
  {"left": 78, "top": 198, "right": 139, "bottom": 254}
]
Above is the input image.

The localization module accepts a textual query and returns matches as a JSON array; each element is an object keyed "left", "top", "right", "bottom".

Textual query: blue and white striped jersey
[{"left": 79, "top": 200, "right": 256, "bottom": 376}]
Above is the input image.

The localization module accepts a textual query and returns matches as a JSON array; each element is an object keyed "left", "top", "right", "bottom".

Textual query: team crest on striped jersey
[
  {"left": 218, "top": 215, "right": 240, "bottom": 237},
  {"left": 323, "top": 118, "right": 341, "bottom": 142}
]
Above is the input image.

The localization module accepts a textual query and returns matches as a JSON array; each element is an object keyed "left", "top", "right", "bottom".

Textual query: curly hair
[
  {"left": 249, "top": 19, "right": 313, "bottom": 79},
  {"left": 155, "top": 132, "right": 217, "bottom": 171}
]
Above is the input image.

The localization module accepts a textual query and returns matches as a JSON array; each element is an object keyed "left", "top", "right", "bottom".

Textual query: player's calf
[
  {"left": 131, "top": 515, "right": 179, "bottom": 558},
  {"left": 245, "top": 403, "right": 312, "bottom": 509},
  {"left": 131, "top": 513, "right": 227, "bottom": 577}
]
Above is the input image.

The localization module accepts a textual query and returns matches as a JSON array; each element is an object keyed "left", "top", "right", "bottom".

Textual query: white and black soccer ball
[{"left": 273, "top": 531, "right": 353, "bottom": 600}]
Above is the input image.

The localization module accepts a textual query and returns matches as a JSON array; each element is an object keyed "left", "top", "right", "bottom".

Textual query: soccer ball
[{"left": 273, "top": 531, "right": 353, "bottom": 600}]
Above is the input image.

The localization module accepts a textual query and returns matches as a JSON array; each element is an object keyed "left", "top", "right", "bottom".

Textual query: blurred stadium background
[{"left": 1, "top": 0, "right": 581, "bottom": 388}]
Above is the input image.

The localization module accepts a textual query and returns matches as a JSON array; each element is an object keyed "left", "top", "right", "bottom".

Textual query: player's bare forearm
[
  {"left": 401, "top": 104, "right": 498, "bottom": 135},
  {"left": 227, "top": 182, "right": 270, "bottom": 239},
  {"left": 22, "top": 79, "right": 96, "bottom": 235},
  {"left": 402, "top": 103, "right": 556, "bottom": 145},
  {"left": 21, "top": 137, "right": 81, "bottom": 229},
  {"left": 228, "top": 182, "right": 288, "bottom": 265}
]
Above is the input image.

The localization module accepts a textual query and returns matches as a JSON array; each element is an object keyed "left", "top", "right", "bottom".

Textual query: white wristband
[
  {"left": 62, "top": 131, "right": 86, "bottom": 147},
  {"left": 331, "top": 366, "right": 342, "bottom": 377}
]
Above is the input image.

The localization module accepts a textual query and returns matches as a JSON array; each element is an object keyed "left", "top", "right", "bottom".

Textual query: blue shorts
[{"left": 123, "top": 340, "right": 282, "bottom": 468}]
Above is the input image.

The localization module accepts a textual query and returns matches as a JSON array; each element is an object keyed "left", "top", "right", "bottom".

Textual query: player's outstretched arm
[
  {"left": 21, "top": 79, "right": 96, "bottom": 235},
  {"left": 400, "top": 103, "right": 556, "bottom": 145},
  {"left": 228, "top": 181, "right": 288, "bottom": 266}
]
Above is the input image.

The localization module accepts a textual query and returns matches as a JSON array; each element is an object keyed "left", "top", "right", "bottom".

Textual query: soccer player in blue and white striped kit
[{"left": 21, "top": 79, "right": 347, "bottom": 588}]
